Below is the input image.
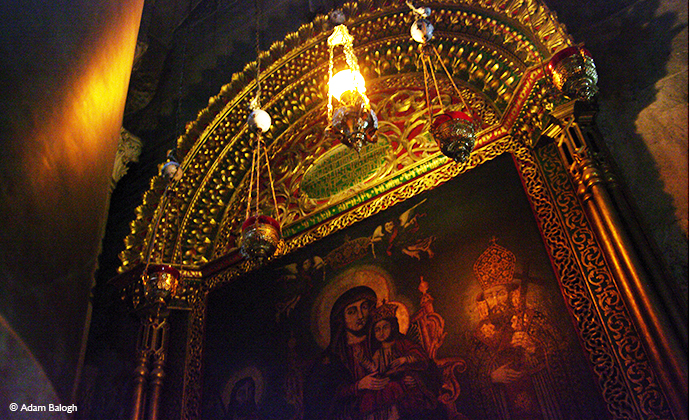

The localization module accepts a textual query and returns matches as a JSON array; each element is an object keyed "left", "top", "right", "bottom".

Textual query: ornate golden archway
[{"left": 119, "top": 0, "right": 571, "bottom": 272}]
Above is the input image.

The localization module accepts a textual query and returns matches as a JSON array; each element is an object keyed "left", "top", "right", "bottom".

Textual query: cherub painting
[
  {"left": 275, "top": 256, "right": 326, "bottom": 322},
  {"left": 370, "top": 199, "right": 435, "bottom": 260}
]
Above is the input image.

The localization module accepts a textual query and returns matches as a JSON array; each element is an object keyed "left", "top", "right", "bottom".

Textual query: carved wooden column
[
  {"left": 131, "top": 307, "right": 170, "bottom": 420},
  {"left": 550, "top": 101, "right": 688, "bottom": 418},
  {"left": 124, "top": 266, "right": 180, "bottom": 420}
]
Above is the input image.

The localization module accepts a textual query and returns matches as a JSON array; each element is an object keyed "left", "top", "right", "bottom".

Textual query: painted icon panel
[{"left": 201, "top": 153, "right": 609, "bottom": 420}]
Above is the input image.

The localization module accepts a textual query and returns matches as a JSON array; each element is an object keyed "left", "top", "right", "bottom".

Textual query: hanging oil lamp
[
  {"left": 409, "top": 1, "right": 478, "bottom": 163},
  {"left": 429, "top": 110, "right": 476, "bottom": 163},
  {"left": 547, "top": 45, "right": 599, "bottom": 101},
  {"left": 142, "top": 264, "right": 181, "bottom": 306},
  {"left": 138, "top": 151, "right": 183, "bottom": 309},
  {"left": 240, "top": 105, "right": 282, "bottom": 262},
  {"left": 324, "top": 23, "right": 378, "bottom": 153},
  {"left": 239, "top": 23, "right": 282, "bottom": 261},
  {"left": 240, "top": 212, "right": 281, "bottom": 261}
]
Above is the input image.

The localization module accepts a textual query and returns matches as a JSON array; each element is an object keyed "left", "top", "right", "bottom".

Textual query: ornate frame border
[{"left": 179, "top": 135, "right": 675, "bottom": 419}]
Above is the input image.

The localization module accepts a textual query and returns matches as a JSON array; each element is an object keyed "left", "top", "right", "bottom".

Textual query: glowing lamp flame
[
  {"left": 329, "top": 69, "right": 367, "bottom": 102},
  {"left": 327, "top": 24, "right": 354, "bottom": 48}
]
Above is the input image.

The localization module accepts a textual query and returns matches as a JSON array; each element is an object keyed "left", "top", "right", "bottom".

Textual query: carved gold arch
[{"left": 119, "top": 0, "right": 572, "bottom": 274}]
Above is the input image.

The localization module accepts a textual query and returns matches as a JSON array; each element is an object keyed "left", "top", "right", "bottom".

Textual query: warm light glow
[
  {"left": 327, "top": 24, "right": 354, "bottom": 48},
  {"left": 26, "top": 1, "right": 144, "bottom": 198},
  {"left": 329, "top": 69, "right": 367, "bottom": 101}
]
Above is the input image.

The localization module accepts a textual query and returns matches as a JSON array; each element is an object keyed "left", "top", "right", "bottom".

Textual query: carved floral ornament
[{"left": 119, "top": 0, "right": 574, "bottom": 273}]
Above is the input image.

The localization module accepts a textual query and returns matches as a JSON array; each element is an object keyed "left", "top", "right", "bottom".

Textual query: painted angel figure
[
  {"left": 275, "top": 256, "right": 325, "bottom": 322},
  {"left": 370, "top": 199, "right": 435, "bottom": 260}
]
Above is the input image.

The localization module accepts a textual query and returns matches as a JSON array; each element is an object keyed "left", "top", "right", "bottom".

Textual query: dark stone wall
[
  {"left": 572, "top": 0, "right": 688, "bottom": 300},
  {"left": 0, "top": 0, "right": 145, "bottom": 409}
]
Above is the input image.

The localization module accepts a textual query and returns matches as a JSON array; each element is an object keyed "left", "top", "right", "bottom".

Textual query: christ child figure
[{"left": 359, "top": 302, "right": 439, "bottom": 419}]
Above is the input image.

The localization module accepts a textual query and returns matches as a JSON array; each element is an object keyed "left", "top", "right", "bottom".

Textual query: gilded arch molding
[{"left": 119, "top": 0, "right": 573, "bottom": 273}]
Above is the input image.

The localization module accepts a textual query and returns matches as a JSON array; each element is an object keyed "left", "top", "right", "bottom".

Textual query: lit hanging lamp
[
  {"left": 239, "top": 0, "right": 281, "bottom": 262},
  {"left": 324, "top": 20, "right": 378, "bottom": 153},
  {"left": 129, "top": 149, "right": 183, "bottom": 420},
  {"left": 547, "top": 45, "right": 599, "bottom": 101},
  {"left": 409, "top": 1, "right": 478, "bottom": 164},
  {"left": 240, "top": 118, "right": 282, "bottom": 261},
  {"left": 137, "top": 22, "right": 189, "bottom": 303},
  {"left": 139, "top": 150, "right": 183, "bottom": 308}
]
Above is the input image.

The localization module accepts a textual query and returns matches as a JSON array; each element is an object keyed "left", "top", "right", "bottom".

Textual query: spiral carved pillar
[{"left": 551, "top": 101, "right": 688, "bottom": 418}]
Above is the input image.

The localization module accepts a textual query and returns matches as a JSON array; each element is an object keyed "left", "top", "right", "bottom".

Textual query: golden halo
[
  {"left": 221, "top": 365, "right": 264, "bottom": 409},
  {"left": 311, "top": 264, "right": 408, "bottom": 349}
]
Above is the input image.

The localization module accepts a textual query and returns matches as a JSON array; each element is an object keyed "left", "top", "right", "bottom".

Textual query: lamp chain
[
  {"left": 176, "top": 28, "right": 188, "bottom": 138},
  {"left": 328, "top": 44, "right": 334, "bottom": 122},
  {"left": 255, "top": 141, "right": 261, "bottom": 217},
  {"left": 421, "top": 54, "right": 434, "bottom": 124},
  {"left": 262, "top": 140, "right": 280, "bottom": 222},
  {"left": 410, "top": 0, "right": 474, "bottom": 122},
  {"left": 245, "top": 135, "right": 259, "bottom": 220},
  {"left": 430, "top": 45, "right": 472, "bottom": 118},
  {"left": 244, "top": 0, "right": 280, "bottom": 223},
  {"left": 343, "top": 32, "right": 368, "bottom": 108},
  {"left": 427, "top": 54, "right": 445, "bottom": 111},
  {"left": 243, "top": 133, "right": 280, "bottom": 223},
  {"left": 252, "top": 0, "right": 262, "bottom": 110}
]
